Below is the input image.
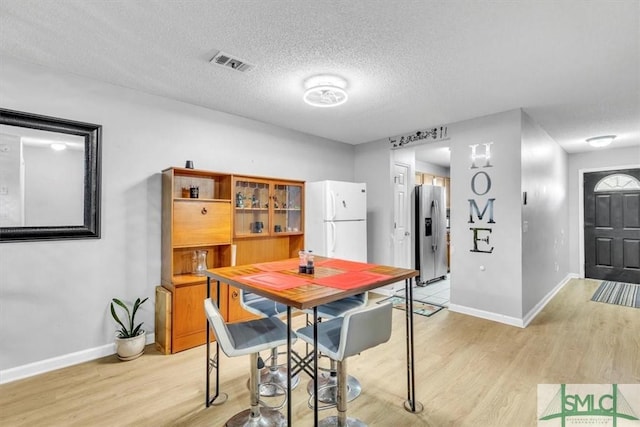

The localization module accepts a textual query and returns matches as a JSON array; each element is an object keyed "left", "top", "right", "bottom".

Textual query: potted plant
[{"left": 110, "top": 297, "right": 149, "bottom": 361}]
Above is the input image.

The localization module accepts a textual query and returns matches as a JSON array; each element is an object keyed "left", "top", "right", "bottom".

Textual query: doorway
[{"left": 583, "top": 168, "right": 640, "bottom": 283}]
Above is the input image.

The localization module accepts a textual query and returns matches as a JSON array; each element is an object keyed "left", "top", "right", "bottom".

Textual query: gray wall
[
  {"left": 356, "top": 109, "right": 570, "bottom": 323},
  {"left": 567, "top": 145, "right": 640, "bottom": 276},
  {"left": 415, "top": 160, "right": 450, "bottom": 177},
  {"left": 354, "top": 139, "right": 393, "bottom": 265},
  {"left": 521, "top": 111, "right": 570, "bottom": 316},
  {"left": 449, "top": 109, "right": 524, "bottom": 320},
  {"left": 0, "top": 56, "right": 355, "bottom": 375}
]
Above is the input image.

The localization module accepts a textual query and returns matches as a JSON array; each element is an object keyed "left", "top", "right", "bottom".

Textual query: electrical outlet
[
  {"left": 0, "top": 186, "right": 8, "bottom": 195},
  {"left": 0, "top": 144, "right": 9, "bottom": 153}
]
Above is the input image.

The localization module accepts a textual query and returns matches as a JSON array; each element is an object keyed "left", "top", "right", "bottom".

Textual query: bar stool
[
  {"left": 297, "top": 302, "right": 393, "bottom": 427},
  {"left": 204, "top": 298, "right": 294, "bottom": 427},
  {"left": 307, "top": 293, "right": 368, "bottom": 404},
  {"left": 240, "top": 290, "right": 301, "bottom": 396}
]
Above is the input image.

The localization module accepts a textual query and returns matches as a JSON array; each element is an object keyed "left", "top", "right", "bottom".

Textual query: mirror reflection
[{"left": 0, "top": 125, "right": 85, "bottom": 227}]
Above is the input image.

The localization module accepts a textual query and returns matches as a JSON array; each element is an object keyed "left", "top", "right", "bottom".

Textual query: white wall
[
  {"left": 567, "top": 145, "right": 640, "bottom": 275},
  {"left": 449, "top": 109, "right": 524, "bottom": 321},
  {"left": 520, "top": 111, "right": 570, "bottom": 316},
  {"left": 0, "top": 56, "right": 355, "bottom": 377}
]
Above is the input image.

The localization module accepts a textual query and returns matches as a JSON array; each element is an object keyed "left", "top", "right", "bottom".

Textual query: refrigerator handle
[
  {"left": 329, "top": 222, "right": 336, "bottom": 255},
  {"left": 432, "top": 200, "right": 439, "bottom": 252},
  {"left": 329, "top": 191, "right": 336, "bottom": 220}
]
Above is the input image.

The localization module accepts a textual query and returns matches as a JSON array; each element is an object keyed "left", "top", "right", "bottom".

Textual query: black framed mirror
[{"left": 0, "top": 109, "right": 101, "bottom": 242}]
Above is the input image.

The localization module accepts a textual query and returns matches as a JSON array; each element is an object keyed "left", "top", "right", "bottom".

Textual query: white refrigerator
[{"left": 305, "top": 180, "right": 367, "bottom": 262}]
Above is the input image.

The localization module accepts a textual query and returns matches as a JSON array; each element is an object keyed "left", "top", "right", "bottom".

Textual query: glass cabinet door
[
  {"left": 234, "top": 179, "right": 270, "bottom": 236},
  {"left": 273, "top": 183, "right": 302, "bottom": 234}
]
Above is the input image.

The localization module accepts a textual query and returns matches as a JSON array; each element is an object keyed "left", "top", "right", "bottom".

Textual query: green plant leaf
[
  {"left": 130, "top": 297, "right": 148, "bottom": 333},
  {"left": 111, "top": 297, "right": 148, "bottom": 338},
  {"left": 110, "top": 302, "right": 129, "bottom": 335},
  {"left": 132, "top": 324, "right": 143, "bottom": 337}
]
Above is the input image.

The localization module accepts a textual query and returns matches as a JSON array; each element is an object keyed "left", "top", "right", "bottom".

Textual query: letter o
[{"left": 471, "top": 171, "right": 492, "bottom": 196}]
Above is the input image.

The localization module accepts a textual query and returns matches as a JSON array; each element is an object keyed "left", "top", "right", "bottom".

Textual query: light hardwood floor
[{"left": 1, "top": 279, "right": 638, "bottom": 426}]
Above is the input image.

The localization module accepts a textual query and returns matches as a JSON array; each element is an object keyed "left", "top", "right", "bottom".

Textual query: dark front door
[{"left": 584, "top": 168, "right": 640, "bottom": 283}]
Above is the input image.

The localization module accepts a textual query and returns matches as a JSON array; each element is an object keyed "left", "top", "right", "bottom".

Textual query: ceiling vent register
[{"left": 210, "top": 51, "right": 254, "bottom": 73}]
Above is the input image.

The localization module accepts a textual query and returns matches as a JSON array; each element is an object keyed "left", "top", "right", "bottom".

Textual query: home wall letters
[{"left": 468, "top": 142, "right": 495, "bottom": 253}]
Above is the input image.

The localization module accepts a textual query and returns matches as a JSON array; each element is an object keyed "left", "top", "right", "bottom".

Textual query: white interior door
[{"left": 393, "top": 163, "right": 412, "bottom": 268}]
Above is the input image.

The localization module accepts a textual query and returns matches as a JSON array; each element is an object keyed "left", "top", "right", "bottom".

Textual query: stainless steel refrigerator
[
  {"left": 305, "top": 180, "right": 367, "bottom": 262},
  {"left": 415, "top": 184, "right": 447, "bottom": 285}
]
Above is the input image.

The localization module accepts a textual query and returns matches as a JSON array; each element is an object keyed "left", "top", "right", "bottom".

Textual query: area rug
[
  {"left": 378, "top": 296, "right": 444, "bottom": 317},
  {"left": 591, "top": 281, "right": 640, "bottom": 309}
]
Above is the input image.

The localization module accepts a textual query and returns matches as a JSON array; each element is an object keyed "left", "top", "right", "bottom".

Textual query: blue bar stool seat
[
  {"left": 306, "top": 293, "right": 368, "bottom": 404},
  {"left": 297, "top": 302, "right": 393, "bottom": 427},
  {"left": 241, "top": 290, "right": 301, "bottom": 396},
  {"left": 204, "top": 298, "right": 295, "bottom": 427}
]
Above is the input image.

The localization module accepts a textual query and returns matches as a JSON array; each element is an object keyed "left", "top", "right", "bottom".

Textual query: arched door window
[{"left": 594, "top": 174, "right": 640, "bottom": 192}]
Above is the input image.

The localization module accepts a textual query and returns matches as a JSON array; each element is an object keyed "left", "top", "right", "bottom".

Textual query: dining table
[{"left": 204, "top": 256, "right": 422, "bottom": 426}]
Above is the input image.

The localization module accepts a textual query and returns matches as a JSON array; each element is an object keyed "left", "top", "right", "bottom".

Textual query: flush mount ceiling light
[
  {"left": 50, "top": 143, "right": 67, "bottom": 151},
  {"left": 303, "top": 75, "right": 348, "bottom": 108},
  {"left": 586, "top": 135, "right": 616, "bottom": 148}
]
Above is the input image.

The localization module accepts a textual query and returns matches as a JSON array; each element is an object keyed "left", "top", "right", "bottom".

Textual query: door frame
[{"left": 578, "top": 163, "right": 640, "bottom": 278}]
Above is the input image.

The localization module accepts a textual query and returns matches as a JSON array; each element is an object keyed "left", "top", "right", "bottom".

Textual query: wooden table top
[{"left": 205, "top": 256, "right": 418, "bottom": 310}]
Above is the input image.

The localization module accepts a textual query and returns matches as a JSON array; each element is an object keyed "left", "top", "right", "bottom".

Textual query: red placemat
[
  {"left": 254, "top": 259, "right": 300, "bottom": 272},
  {"left": 237, "top": 272, "right": 309, "bottom": 290},
  {"left": 313, "top": 271, "right": 392, "bottom": 290},
  {"left": 319, "top": 259, "right": 378, "bottom": 272}
]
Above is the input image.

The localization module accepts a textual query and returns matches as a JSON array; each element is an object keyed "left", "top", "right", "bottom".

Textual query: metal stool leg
[
  {"left": 225, "top": 353, "right": 286, "bottom": 427},
  {"left": 308, "top": 358, "right": 361, "bottom": 404},
  {"left": 318, "top": 359, "right": 366, "bottom": 427},
  {"left": 255, "top": 347, "right": 300, "bottom": 397}
]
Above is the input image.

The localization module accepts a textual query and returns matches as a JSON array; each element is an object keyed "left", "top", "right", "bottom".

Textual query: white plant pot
[{"left": 115, "top": 331, "right": 146, "bottom": 361}]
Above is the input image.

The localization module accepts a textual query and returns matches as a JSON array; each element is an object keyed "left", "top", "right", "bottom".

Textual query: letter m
[{"left": 468, "top": 199, "right": 496, "bottom": 224}]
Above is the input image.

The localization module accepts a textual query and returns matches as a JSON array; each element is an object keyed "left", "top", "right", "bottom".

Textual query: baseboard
[
  {"left": 0, "top": 332, "right": 155, "bottom": 385},
  {"left": 448, "top": 304, "right": 525, "bottom": 328},
  {"left": 522, "top": 273, "right": 577, "bottom": 327},
  {"left": 449, "top": 273, "right": 579, "bottom": 329}
]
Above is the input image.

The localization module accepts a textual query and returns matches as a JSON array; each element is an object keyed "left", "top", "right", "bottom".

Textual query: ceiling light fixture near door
[
  {"left": 303, "top": 75, "right": 348, "bottom": 108},
  {"left": 586, "top": 135, "right": 616, "bottom": 147}
]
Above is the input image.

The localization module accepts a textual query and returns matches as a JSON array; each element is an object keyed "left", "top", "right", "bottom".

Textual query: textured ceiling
[{"left": 0, "top": 0, "right": 638, "bottom": 166}]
